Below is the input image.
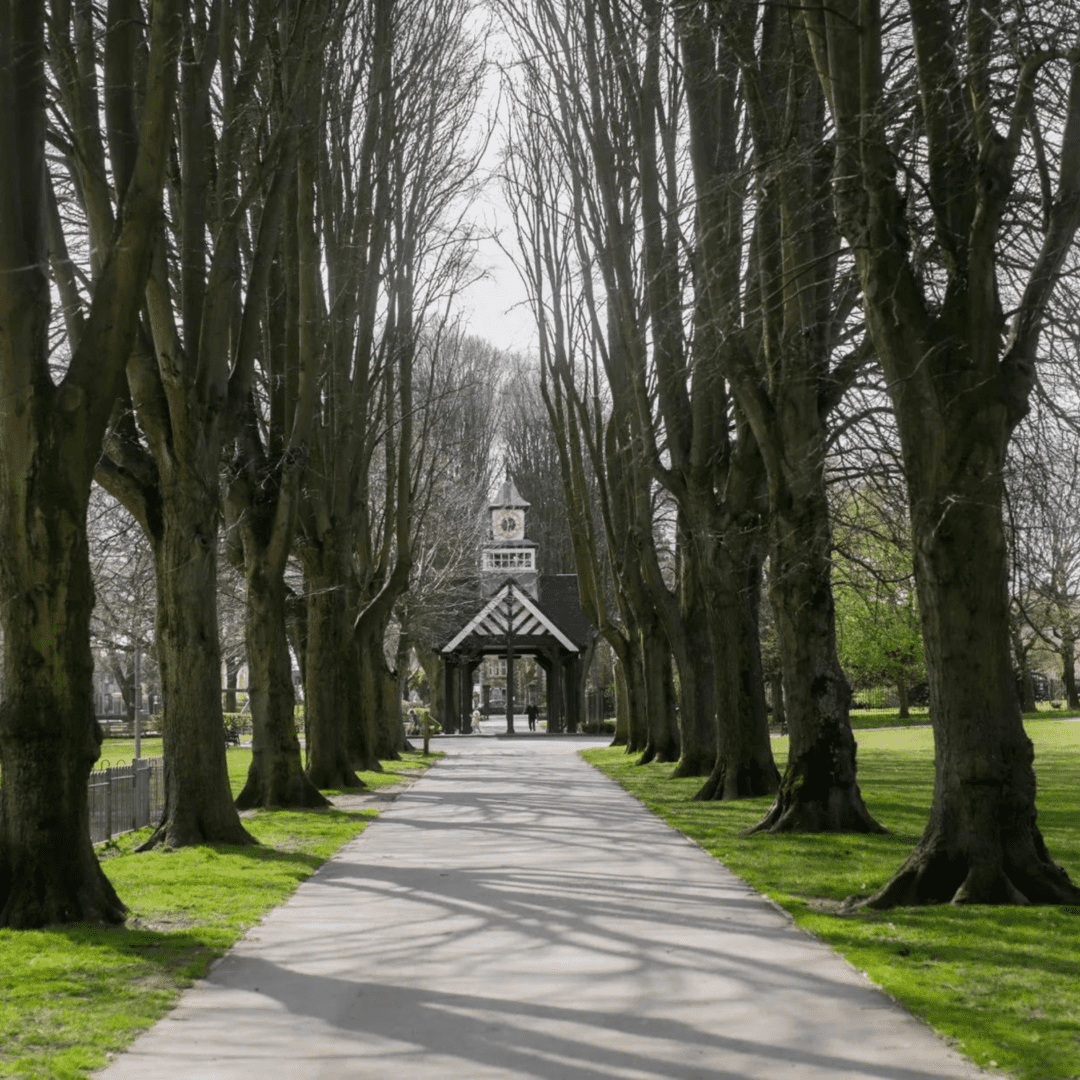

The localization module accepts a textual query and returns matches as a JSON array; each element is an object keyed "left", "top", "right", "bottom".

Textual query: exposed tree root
[
  {"left": 306, "top": 762, "right": 364, "bottom": 791},
  {"left": 747, "top": 782, "right": 886, "bottom": 835},
  {"left": 138, "top": 806, "right": 256, "bottom": 851},
  {"left": 860, "top": 831, "right": 1080, "bottom": 909},
  {"left": 747, "top": 725, "right": 886, "bottom": 834},
  {"left": 350, "top": 752, "right": 382, "bottom": 774},
  {"left": 0, "top": 854, "right": 127, "bottom": 929},
  {"left": 235, "top": 768, "right": 330, "bottom": 811},
  {"left": 639, "top": 741, "right": 679, "bottom": 766},
  {"left": 670, "top": 750, "right": 715, "bottom": 779},
  {"left": 694, "top": 757, "right": 779, "bottom": 801}
]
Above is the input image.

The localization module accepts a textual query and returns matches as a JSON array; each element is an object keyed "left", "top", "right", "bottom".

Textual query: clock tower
[{"left": 483, "top": 475, "right": 538, "bottom": 598}]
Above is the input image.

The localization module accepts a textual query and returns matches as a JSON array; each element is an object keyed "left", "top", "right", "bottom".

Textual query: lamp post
[{"left": 133, "top": 645, "right": 142, "bottom": 760}]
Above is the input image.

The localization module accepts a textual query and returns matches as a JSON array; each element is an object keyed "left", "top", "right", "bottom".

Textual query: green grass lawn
[
  {"left": 583, "top": 719, "right": 1080, "bottom": 1080},
  {"left": 846, "top": 705, "right": 1078, "bottom": 730},
  {"left": 0, "top": 749, "right": 440, "bottom": 1080},
  {"left": 96, "top": 738, "right": 164, "bottom": 766}
]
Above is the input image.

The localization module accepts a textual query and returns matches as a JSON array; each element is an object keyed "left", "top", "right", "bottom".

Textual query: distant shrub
[{"left": 581, "top": 717, "right": 616, "bottom": 735}]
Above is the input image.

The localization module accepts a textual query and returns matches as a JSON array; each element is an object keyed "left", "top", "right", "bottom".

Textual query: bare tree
[
  {"left": 1007, "top": 411, "right": 1080, "bottom": 710},
  {"left": 225, "top": 7, "right": 333, "bottom": 809},
  {"left": 502, "top": 355, "right": 578, "bottom": 575},
  {"left": 676, "top": 1, "right": 883, "bottom": 830},
  {"left": 298, "top": 0, "right": 488, "bottom": 781},
  {"left": 89, "top": 487, "right": 158, "bottom": 723},
  {"left": 98, "top": 1, "right": 329, "bottom": 847},
  {"left": 503, "top": 0, "right": 782, "bottom": 777},
  {"left": 0, "top": 0, "right": 179, "bottom": 926},
  {"left": 396, "top": 333, "right": 501, "bottom": 726},
  {"left": 801, "top": 0, "right": 1080, "bottom": 905}
]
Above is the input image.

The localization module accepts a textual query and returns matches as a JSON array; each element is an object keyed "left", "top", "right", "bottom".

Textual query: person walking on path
[
  {"left": 526, "top": 702, "right": 538, "bottom": 731},
  {"left": 96, "top": 738, "right": 990, "bottom": 1080}
]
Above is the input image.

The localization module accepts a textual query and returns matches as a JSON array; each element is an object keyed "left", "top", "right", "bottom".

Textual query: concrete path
[{"left": 96, "top": 738, "right": 989, "bottom": 1080}]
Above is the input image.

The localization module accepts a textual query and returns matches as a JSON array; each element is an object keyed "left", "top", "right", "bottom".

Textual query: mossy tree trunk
[
  {"left": 228, "top": 68, "right": 328, "bottom": 811},
  {"left": 669, "top": 574, "right": 718, "bottom": 778},
  {"left": 300, "top": 556, "right": 364, "bottom": 789},
  {"left": 750, "top": 483, "right": 884, "bottom": 833},
  {"left": 0, "top": 0, "right": 180, "bottom": 925},
  {"left": 640, "top": 508, "right": 716, "bottom": 777},
  {"left": 802, "top": 0, "right": 1080, "bottom": 904},
  {"left": 0, "top": 484, "right": 126, "bottom": 927},
  {"left": 637, "top": 614, "right": 680, "bottom": 766},
  {"left": 146, "top": 468, "right": 254, "bottom": 848},
  {"left": 98, "top": 2, "right": 327, "bottom": 848},
  {"left": 677, "top": 4, "right": 879, "bottom": 831},
  {"left": 611, "top": 657, "right": 631, "bottom": 747},
  {"left": 868, "top": 443, "right": 1076, "bottom": 904},
  {"left": 356, "top": 618, "right": 405, "bottom": 762},
  {"left": 235, "top": 558, "right": 327, "bottom": 810},
  {"left": 695, "top": 527, "right": 780, "bottom": 802}
]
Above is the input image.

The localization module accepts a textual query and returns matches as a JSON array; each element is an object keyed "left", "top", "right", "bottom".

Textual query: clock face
[{"left": 494, "top": 509, "right": 524, "bottom": 539}]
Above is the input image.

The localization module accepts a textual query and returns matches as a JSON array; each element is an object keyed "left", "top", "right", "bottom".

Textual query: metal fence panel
[{"left": 88, "top": 758, "right": 164, "bottom": 845}]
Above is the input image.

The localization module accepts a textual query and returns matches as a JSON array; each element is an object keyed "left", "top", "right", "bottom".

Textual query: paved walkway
[{"left": 96, "top": 738, "right": 988, "bottom": 1080}]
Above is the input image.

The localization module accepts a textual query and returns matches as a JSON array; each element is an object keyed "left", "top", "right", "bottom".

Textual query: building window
[{"left": 484, "top": 549, "right": 534, "bottom": 570}]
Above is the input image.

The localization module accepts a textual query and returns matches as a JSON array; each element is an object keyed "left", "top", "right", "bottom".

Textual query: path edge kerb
[
  {"left": 204, "top": 761, "right": 445, "bottom": 981},
  {"left": 573, "top": 748, "right": 976, "bottom": 1067}
]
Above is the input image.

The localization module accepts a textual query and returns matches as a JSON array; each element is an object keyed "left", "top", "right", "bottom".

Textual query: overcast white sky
[
  {"left": 460, "top": 229, "right": 538, "bottom": 354},
  {"left": 451, "top": 13, "right": 541, "bottom": 358}
]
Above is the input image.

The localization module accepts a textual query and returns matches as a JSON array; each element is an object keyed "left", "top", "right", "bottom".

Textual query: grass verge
[
  {"left": 846, "top": 706, "right": 1078, "bottom": 730},
  {"left": 583, "top": 720, "right": 1080, "bottom": 1080},
  {"left": 0, "top": 750, "right": 440, "bottom": 1079}
]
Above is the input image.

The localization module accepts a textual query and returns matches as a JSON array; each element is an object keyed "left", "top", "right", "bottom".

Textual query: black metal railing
[{"left": 88, "top": 758, "right": 164, "bottom": 845}]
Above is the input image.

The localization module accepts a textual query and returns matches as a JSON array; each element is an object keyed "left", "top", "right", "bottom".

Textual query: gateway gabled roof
[{"left": 441, "top": 581, "right": 580, "bottom": 655}]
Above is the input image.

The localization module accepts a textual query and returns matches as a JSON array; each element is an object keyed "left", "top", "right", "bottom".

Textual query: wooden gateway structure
[{"left": 439, "top": 479, "right": 592, "bottom": 734}]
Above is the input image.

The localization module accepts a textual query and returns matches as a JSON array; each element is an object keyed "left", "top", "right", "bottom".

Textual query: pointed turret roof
[{"left": 491, "top": 474, "right": 529, "bottom": 510}]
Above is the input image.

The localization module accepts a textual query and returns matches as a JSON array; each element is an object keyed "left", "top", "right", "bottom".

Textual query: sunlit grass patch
[
  {"left": 0, "top": 750, "right": 440, "bottom": 1079},
  {"left": 583, "top": 719, "right": 1080, "bottom": 1080}
]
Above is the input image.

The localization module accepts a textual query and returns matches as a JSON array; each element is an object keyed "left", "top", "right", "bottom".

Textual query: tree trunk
[
  {"left": 750, "top": 488, "right": 884, "bottom": 834},
  {"left": 144, "top": 481, "right": 254, "bottom": 849},
  {"left": 224, "top": 654, "right": 242, "bottom": 714},
  {"left": 112, "top": 660, "right": 137, "bottom": 724},
  {"left": 866, "top": 452, "right": 1079, "bottom": 906},
  {"left": 301, "top": 561, "right": 363, "bottom": 789},
  {"left": 0, "top": 0, "right": 179, "bottom": 921},
  {"left": 695, "top": 531, "right": 779, "bottom": 801},
  {"left": 798, "top": 0, "right": 1080, "bottom": 906},
  {"left": 670, "top": 613, "right": 717, "bottom": 777},
  {"left": 770, "top": 669, "right": 786, "bottom": 733},
  {"left": 356, "top": 618, "right": 403, "bottom": 761},
  {"left": 235, "top": 558, "right": 328, "bottom": 809},
  {"left": 638, "top": 617, "right": 680, "bottom": 765},
  {"left": 623, "top": 635, "right": 650, "bottom": 755},
  {"left": 395, "top": 630, "right": 416, "bottom": 753},
  {"left": 0, "top": 494, "right": 126, "bottom": 927},
  {"left": 1060, "top": 634, "right": 1079, "bottom": 711},
  {"left": 611, "top": 653, "right": 630, "bottom": 747},
  {"left": 897, "top": 673, "right": 910, "bottom": 721},
  {"left": 1019, "top": 665, "right": 1037, "bottom": 714},
  {"left": 344, "top": 611, "right": 380, "bottom": 771},
  {"left": 669, "top": 537, "right": 717, "bottom": 777}
]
